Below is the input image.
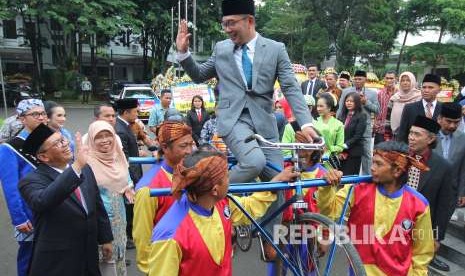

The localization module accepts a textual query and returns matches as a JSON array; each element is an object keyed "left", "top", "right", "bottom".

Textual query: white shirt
[
  {"left": 117, "top": 116, "right": 130, "bottom": 126},
  {"left": 233, "top": 34, "right": 257, "bottom": 88},
  {"left": 306, "top": 78, "right": 317, "bottom": 95},
  {"left": 177, "top": 34, "right": 258, "bottom": 88}
]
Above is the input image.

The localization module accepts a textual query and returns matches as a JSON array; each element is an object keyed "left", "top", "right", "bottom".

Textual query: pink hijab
[
  {"left": 86, "top": 121, "right": 129, "bottom": 193},
  {"left": 390, "top": 71, "right": 422, "bottom": 133}
]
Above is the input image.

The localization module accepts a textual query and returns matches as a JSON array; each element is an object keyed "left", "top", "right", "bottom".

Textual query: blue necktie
[{"left": 241, "top": 44, "right": 253, "bottom": 89}]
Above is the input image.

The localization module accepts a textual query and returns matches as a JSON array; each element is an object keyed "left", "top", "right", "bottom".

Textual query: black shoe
[
  {"left": 126, "top": 239, "right": 135, "bottom": 250},
  {"left": 429, "top": 257, "right": 450, "bottom": 272},
  {"left": 125, "top": 259, "right": 131, "bottom": 267}
]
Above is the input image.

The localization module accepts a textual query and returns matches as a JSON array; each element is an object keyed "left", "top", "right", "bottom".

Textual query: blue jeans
[{"left": 17, "top": 241, "right": 33, "bottom": 276}]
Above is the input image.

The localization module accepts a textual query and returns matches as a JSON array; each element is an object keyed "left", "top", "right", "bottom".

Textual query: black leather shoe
[
  {"left": 125, "top": 259, "right": 131, "bottom": 266},
  {"left": 126, "top": 239, "right": 136, "bottom": 250},
  {"left": 429, "top": 257, "right": 450, "bottom": 272}
]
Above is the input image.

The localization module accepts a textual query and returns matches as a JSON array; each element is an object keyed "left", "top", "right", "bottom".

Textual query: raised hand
[
  {"left": 176, "top": 19, "right": 192, "bottom": 53},
  {"left": 72, "top": 132, "right": 89, "bottom": 171}
]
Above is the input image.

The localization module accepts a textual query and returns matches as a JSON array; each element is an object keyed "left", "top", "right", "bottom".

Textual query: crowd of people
[{"left": 1, "top": 0, "right": 465, "bottom": 275}]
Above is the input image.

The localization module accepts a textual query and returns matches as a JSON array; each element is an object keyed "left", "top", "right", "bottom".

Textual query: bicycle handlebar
[
  {"left": 149, "top": 175, "right": 372, "bottom": 196},
  {"left": 244, "top": 133, "right": 325, "bottom": 151}
]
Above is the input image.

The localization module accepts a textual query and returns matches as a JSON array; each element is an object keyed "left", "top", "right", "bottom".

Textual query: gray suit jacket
[
  {"left": 336, "top": 87, "right": 380, "bottom": 137},
  {"left": 434, "top": 131, "right": 465, "bottom": 197},
  {"left": 180, "top": 34, "right": 312, "bottom": 138}
]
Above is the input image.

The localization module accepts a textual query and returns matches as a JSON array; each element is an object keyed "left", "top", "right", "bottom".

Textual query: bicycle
[{"left": 132, "top": 135, "right": 369, "bottom": 276}]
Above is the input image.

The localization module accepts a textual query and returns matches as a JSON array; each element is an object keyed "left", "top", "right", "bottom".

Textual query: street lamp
[
  {"left": 1, "top": 52, "right": 8, "bottom": 118},
  {"left": 109, "top": 61, "right": 114, "bottom": 87},
  {"left": 109, "top": 49, "right": 114, "bottom": 87}
]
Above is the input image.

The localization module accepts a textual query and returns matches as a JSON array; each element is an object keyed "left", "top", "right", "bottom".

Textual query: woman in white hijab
[
  {"left": 387, "top": 71, "right": 422, "bottom": 139},
  {"left": 87, "top": 121, "right": 134, "bottom": 276}
]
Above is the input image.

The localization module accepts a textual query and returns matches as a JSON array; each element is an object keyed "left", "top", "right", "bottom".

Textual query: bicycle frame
[
  {"left": 129, "top": 135, "right": 370, "bottom": 276},
  {"left": 145, "top": 175, "right": 372, "bottom": 276}
]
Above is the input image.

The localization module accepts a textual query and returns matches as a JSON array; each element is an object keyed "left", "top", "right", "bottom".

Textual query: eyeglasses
[
  {"left": 221, "top": 16, "right": 248, "bottom": 29},
  {"left": 40, "top": 137, "right": 69, "bottom": 152},
  {"left": 24, "top": 111, "right": 47, "bottom": 119}
]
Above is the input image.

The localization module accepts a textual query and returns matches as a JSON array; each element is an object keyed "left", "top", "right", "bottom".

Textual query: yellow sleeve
[
  {"left": 409, "top": 206, "right": 434, "bottom": 276},
  {"left": 317, "top": 185, "right": 354, "bottom": 221},
  {"left": 149, "top": 239, "right": 181, "bottom": 276},
  {"left": 229, "top": 192, "right": 277, "bottom": 225},
  {"left": 133, "top": 187, "right": 158, "bottom": 274}
]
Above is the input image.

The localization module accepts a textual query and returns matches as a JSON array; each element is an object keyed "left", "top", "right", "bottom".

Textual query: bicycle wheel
[
  {"left": 235, "top": 225, "right": 253, "bottom": 252},
  {"left": 276, "top": 212, "right": 366, "bottom": 276}
]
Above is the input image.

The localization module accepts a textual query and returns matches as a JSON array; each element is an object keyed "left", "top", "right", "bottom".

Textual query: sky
[{"left": 398, "top": 30, "right": 452, "bottom": 46}]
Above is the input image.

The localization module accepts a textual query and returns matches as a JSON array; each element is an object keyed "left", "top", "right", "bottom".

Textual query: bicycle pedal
[{"left": 292, "top": 202, "right": 308, "bottom": 209}]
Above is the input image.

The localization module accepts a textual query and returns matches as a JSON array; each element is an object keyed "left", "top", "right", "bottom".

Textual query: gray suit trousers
[
  {"left": 361, "top": 137, "right": 372, "bottom": 175},
  {"left": 223, "top": 111, "right": 284, "bottom": 230}
]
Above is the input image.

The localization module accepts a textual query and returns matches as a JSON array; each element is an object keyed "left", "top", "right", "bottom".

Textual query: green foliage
[
  {"left": 258, "top": 0, "right": 400, "bottom": 69},
  {"left": 405, "top": 42, "right": 465, "bottom": 75}
]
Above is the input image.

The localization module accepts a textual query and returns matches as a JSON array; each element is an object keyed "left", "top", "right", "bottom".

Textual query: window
[
  {"left": 2, "top": 20, "right": 17, "bottom": 39},
  {"left": 124, "top": 89, "right": 155, "bottom": 99}
]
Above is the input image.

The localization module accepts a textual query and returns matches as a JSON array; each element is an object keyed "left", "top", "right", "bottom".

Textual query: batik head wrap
[
  {"left": 373, "top": 149, "right": 429, "bottom": 173},
  {"left": 16, "top": 99, "right": 44, "bottom": 115},
  {"left": 172, "top": 153, "right": 228, "bottom": 200},
  {"left": 156, "top": 121, "right": 192, "bottom": 145}
]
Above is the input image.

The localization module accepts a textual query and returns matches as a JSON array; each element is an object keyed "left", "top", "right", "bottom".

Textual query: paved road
[
  {"left": 0, "top": 106, "right": 267, "bottom": 275},
  {"left": 0, "top": 106, "right": 349, "bottom": 275}
]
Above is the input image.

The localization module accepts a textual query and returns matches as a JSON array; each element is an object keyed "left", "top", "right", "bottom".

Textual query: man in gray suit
[
  {"left": 336, "top": 70, "right": 379, "bottom": 174},
  {"left": 434, "top": 103, "right": 465, "bottom": 206},
  {"left": 176, "top": 0, "right": 317, "bottom": 184}
]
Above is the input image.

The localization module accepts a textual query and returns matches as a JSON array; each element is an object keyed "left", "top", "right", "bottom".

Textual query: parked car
[
  {"left": 107, "top": 80, "right": 134, "bottom": 103},
  {"left": 115, "top": 84, "right": 160, "bottom": 123},
  {"left": 1, "top": 82, "right": 44, "bottom": 107}
]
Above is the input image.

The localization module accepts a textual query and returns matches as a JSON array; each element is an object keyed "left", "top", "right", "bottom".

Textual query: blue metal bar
[
  {"left": 325, "top": 184, "right": 355, "bottom": 274},
  {"left": 128, "top": 156, "right": 325, "bottom": 165},
  {"left": 251, "top": 195, "right": 298, "bottom": 236},
  {"left": 227, "top": 195, "right": 302, "bottom": 276},
  {"left": 128, "top": 157, "right": 158, "bottom": 164},
  {"left": 149, "top": 175, "right": 372, "bottom": 197},
  {"left": 265, "top": 161, "right": 283, "bottom": 173}
]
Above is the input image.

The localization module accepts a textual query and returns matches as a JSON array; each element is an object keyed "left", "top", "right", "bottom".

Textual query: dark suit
[
  {"left": 341, "top": 112, "right": 368, "bottom": 175},
  {"left": 115, "top": 117, "right": 140, "bottom": 240},
  {"left": 434, "top": 131, "right": 465, "bottom": 197},
  {"left": 115, "top": 117, "right": 142, "bottom": 183},
  {"left": 416, "top": 151, "right": 456, "bottom": 241},
  {"left": 19, "top": 164, "right": 113, "bottom": 276},
  {"left": 397, "top": 100, "right": 442, "bottom": 143},
  {"left": 301, "top": 78, "right": 327, "bottom": 99},
  {"left": 186, "top": 109, "right": 210, "bottom": 145}
]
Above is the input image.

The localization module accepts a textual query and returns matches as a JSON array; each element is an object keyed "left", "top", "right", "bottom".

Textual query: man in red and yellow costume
[
  {"left": 318, "top": 141, "right": 434, "bottom": 275},
  {"left": 133, "top": 121, "right": 193, "bottom": 273},
  {"left": 149, "top": 150, "right": 298, "bottom": 276}
]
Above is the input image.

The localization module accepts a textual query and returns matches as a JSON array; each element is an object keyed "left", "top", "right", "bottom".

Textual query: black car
[{"left": 1, "top": 83, "right": 44, "bottom": 107}]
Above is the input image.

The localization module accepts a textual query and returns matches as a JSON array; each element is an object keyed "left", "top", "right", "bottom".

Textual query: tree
[
  {"left": 257, "top": 0, "right": 400, "bottom": 69},
  {"left": 405, "top": 42, "right": 465, "bottom": 76},
  {"left": 395, "top": 0, "right": 425, "bottom": 74},
  {"left": 411, "top": 0, "right": 465, "bottom": 72},
  {"left": 258, "top": 0, "right": 330, "bottom": 64},
  {"left": 133, "top": 0, "right": 223, "bottom": 80}
]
